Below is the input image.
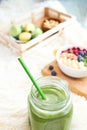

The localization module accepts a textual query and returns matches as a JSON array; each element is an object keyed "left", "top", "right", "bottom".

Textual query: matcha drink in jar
[{"left": 28, "top": 76, "right": 73, "bottom": 130}]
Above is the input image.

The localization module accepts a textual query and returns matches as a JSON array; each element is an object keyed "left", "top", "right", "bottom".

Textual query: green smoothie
[{"left": 28, "top": 77, "right": 73, "bottom": 130}]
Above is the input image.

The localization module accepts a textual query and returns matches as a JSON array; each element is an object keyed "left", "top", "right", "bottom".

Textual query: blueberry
[
  {"left": 29, "top": 31, "right": 32, "bottom": 33},
  {"left": 14, "top": 35, "right": 19, "bottom": 40},
  {"left": 31, "top": 36, "right": 35, "bottom": 40},
  {"left": 51, "top": 71, "right": 57, "bottom": 76},
  {"left": 83, "top": 51, "right": 87, "bottom": 56},
  {"left": 78, "top": 55, "right": 84, "bottom": 62},
  {"left": 22, "top": 29, "right": 25, "bottom": 32},
  {"left": 48, "top": 65, "right": 54, "bottom": 70},
  {"left": 78, "top": 51, "right": 85, "bottom": 56},
  {"left": 86, "top": 52, "right": 87, "bottom": 56}
]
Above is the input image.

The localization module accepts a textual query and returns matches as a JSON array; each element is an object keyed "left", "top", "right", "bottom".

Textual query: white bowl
[{"left": 56, "top": 45, "right": 87, "bottom": 78}]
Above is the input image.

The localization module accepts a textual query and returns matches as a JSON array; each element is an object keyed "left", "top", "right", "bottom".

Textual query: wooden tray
[
  {"left": 42, "top": 60, "right": 87, "bottom": 98},
  {"left": 0, "top": 7, "right": 75, "bottom": 55}
]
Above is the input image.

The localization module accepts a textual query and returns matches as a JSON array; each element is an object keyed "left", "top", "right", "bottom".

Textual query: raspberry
[
  {"left": 62, "top": 50, "right": 66, "bottom": 53},
  {"left": 83, "top": 49, "right": 87, "bottom": 52},
  {"left": 67, "top": 48, "right": 71, "bottom": 53},
  {"left": 77, "top": 47, "right": 81, "bottom": 51}
]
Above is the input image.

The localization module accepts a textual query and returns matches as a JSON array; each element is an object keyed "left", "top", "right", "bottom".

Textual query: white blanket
[{"left": 0, "top": 0, "right": 87, "bottom": 130}]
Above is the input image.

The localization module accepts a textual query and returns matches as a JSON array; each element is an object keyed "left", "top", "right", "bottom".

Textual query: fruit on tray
[
  {"left": 32, "top": 27, "right": 43, "bottom": 37},
  {"left": 19, "top": 32, "right": 32, "bottom": 43},
  {"left": 10, "top": 22, "right": 43, "bottom": 43},
  {"left": 25, "top": 23, "right": 35, "bottom": 32},
  {"left": 10, "top": 25, "right": 22, "bottom": 37},
  {"left": 59, "top": 47, "right": 87, "bottom": 69}
]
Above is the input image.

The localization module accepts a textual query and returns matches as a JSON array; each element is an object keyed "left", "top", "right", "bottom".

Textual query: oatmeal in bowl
[{"left": 56, "top": 45, "right": 87, "bottom": 78}]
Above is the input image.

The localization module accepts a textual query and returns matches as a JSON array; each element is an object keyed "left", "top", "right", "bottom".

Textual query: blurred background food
[{"left": 0, "top": 0, "right": 87, "bottom": 31}]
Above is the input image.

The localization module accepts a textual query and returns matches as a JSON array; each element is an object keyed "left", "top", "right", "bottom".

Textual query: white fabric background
[{"left": 0, "top": 0, "right": 87, "bottom": 130}]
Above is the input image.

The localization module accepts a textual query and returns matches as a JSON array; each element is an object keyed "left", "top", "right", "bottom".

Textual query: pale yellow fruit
[
  {"left": 19, "top": 32, "right": 31, "bottom": 43},
  {"left": 25, "top": 23, "right": 35, "bottom": 32}
]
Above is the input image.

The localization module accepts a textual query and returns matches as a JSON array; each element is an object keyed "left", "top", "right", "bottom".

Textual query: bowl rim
[{"left": 56, "top": 45, "right": 87, "bottom": 71}]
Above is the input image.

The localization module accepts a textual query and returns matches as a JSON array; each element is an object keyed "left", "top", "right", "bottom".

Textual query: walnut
[{"left": 42, "top": 18, "right": 59, "bottom": 31}]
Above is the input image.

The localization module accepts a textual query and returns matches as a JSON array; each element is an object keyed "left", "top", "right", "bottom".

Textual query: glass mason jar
[{"left": 28, "top": 76, "right": 73, "bottom": 130}]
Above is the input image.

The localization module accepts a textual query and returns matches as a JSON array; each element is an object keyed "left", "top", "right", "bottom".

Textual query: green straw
[{"left": 18, "top": 57, "right": 46, "bottom": 100}]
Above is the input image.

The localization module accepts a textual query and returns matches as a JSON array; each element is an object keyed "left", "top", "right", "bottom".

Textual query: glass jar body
[{"left": 28, "top": 76, "right": 73, "bottom": 130}]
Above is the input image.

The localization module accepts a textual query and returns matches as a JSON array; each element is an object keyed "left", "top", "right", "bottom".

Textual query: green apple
[
  {"left": 10, "top": 25, "right": 22, "bottom": 37},
  {"left": 32, "top": 27, "right": 43, "bottom": 37}
]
